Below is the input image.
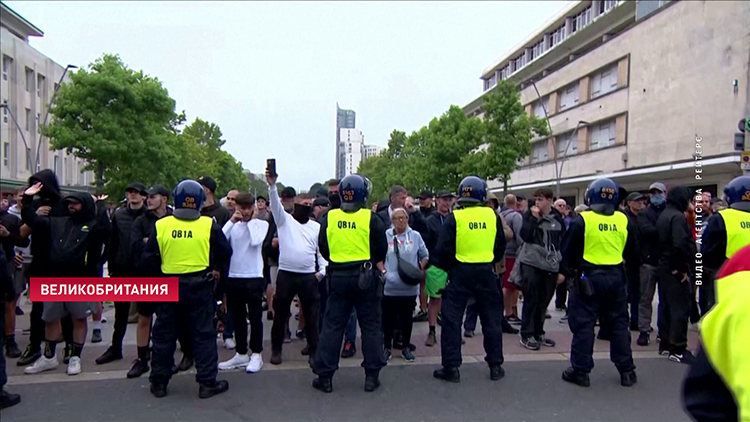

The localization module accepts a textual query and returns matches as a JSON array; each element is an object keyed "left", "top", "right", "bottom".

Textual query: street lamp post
[
  {"left": 34, "top": 64, "right": 78, "bottom": 170},
  {"left": 529, "top": 80, "right": 559, "bottom": 196},
  {"left": 0, "top": 101, "right": 33, "bottom": 171},
  {"left": 556, "top": 121, "right": 589, "bottom": 196}
]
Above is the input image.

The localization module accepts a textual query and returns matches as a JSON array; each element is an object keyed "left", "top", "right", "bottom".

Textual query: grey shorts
[
  {"left": 42, "top": 301, "right": 96, "bottom": 322},
  {"left": 269, "top": 265, "right": 279, "bottom": 287},
  {"left": 12, "top": 264, "right": 30, "bottom": 296}
]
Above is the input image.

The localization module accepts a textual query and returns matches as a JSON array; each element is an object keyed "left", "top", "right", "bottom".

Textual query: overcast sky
[{"left": 6, "top": 1, "right": 568, "bottom": 190}]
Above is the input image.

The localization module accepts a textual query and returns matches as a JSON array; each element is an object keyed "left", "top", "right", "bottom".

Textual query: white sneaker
[
  {"left": 218, "top": 353, "right": 249, "bottom": 370},
  {"left": 224, "top": 338, "right": 236, "bottom": 350},
  {"left": 246, "top": 353, "right": 263, "bottom": 373},
  {"left": 67, "top": 356, "right": 82, "bottom": 375},
  {"left": 25, "top": 355, "right": 59, "bottom": 374}
]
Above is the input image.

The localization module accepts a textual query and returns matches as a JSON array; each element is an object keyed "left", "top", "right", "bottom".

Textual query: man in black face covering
[{"left": 266, "top": 172, "right": 326, "bottom": 366}]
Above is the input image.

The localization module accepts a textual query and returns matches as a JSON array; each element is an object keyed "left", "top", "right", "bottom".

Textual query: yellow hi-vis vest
[
  {"left": 454, "top": 206, "right": 497, "bottom": 264},
  {"left": 580, "top": 210, "right": 628, "bottom": 266},
  {"left": 700, "top": 252, "right": 750, "bottom": 422},
  {"left": 155, "top": 215, "right": 212, "bottom": 274},
  {"left": 718, "top": 208, "right": 750, "bottom": 259},
  {"left": 326, "top": 208, "right": 371, "bottom": 263}
]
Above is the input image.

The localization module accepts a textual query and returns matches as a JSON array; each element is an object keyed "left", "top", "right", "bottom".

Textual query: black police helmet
[
  {"left": 173, "top": 179, "right": 206, "bottom": 220},
  {"left": 724, "top": 175, "right": 750, "bottom": 205},
  {"left": 339, "top": 174, "right": 369, "bottom": 211},
  {"left": 457, "top": 176, "right": 487, "bottom": 205},
  {"left": 585, "top": 178, "right": 619, "bottom": 208}
]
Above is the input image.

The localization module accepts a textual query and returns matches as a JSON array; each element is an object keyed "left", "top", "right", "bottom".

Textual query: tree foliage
[
  {"left": 357, "top": 80, "right": 547, "bottom": 200},
  {"left": 44, "top": 53, "right": 249, "bottom": 198}
]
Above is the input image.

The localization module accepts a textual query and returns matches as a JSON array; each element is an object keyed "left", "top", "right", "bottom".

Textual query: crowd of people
[{"left": 0, "top": 167, "right": 748, "bottom": 420}]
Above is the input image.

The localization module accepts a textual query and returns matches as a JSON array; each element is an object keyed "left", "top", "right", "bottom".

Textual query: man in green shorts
[{"left": 423, "top": 191, "right": 455, "bottom": 346}]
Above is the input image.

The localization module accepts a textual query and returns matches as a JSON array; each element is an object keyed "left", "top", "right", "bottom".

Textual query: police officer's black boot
[
  {"left": 150, "top": 382, "right": 167, "bottom": 398},
  {"left": 433, "top": 366, "right": 460, "bottom": 383},
  {"left": 364, "top": 370, "right": 381, "bottom": 392},
  {"left": 172, "top": 355, "right": 194, "bottom": 374},
  {"left": 198, "top": 380, "right": 229, "bottom": 399},
  {"left": 312, "top": 377, "right": 333, "bottom": 393},
  {"left": 620, "top": 370, "right": 637, "bottom": 387},
  {"left": 490, "top": 364, "right": 505, "bottom": 381},
  {"left": 562, "top": 367, "right": 590, "bottom": 387}
]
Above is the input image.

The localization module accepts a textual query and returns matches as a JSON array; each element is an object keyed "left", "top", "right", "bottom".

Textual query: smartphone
[{"left": 266, "top": 158, "right": 277, "bottom": 177}]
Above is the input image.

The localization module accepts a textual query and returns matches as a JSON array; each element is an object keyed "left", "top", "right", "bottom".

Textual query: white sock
[{"left": 94, "top": 321, "right": 102, "bottom": 330}]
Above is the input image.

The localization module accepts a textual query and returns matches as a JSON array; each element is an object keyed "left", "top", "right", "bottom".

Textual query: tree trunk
[{"left": 503, "top": 178, "right": 508, "bottom": 197}]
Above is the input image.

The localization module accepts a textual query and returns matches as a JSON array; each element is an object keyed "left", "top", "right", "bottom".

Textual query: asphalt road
[{"left": 2, "top": 358, "right": 692, "bottom": 422}]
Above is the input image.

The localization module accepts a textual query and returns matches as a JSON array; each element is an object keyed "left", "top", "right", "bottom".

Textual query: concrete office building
[
  {"left": 335, "top": 104, "right": 356, "bottom": 179},
  {"left": 1, "top": 2, "right": 94, "bottom": 197},
  {"left": 341, "top": 128, "right": 364, "bottom": 177},
  {"left": 464, "top": 0, "right": 750, "bottom": 205}
]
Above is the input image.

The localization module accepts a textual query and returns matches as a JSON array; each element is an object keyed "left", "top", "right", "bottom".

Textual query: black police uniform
[
  {"left": 313, "top": 175, "right": 388, "bottom": 392},
  {"left": 142, "top": 181, "right": 232, "bottom": 398},
  {"left": 559, "top": 179, "right": 639, "bottom": 387},
  {"left": 433, "top": 176, "right": 506, "bottom": 382}
]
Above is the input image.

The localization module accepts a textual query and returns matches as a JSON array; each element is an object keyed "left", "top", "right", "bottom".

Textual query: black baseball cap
[
  {"left": 313, "top": 197, "right": 330, "bottom": 208},
  {"left": 257, "top": 195, "right": 267, "bottom": 202},
  {"left": 419, "top": 190, "right": 434, "bottom": 200},
  {"left": 435, "top": 190, "right": 455, "bottom": 198},
  {"left": 147, "top": 184, "right": 170, "bottom": 198},
  {"left": 196, "top": 176, "right": 217, "bottom": 193},
  {"left": 515, "top": 194, "right": 527, "bottom": 201},
  {"left": 281, "top": 187, "right": 296, "bottom": 199},
  {"left": 126, "top": 182, "right": 147, "bottom": 195},
  {"left": 626, "top": 192, "right": 645, "bottom": 202}
]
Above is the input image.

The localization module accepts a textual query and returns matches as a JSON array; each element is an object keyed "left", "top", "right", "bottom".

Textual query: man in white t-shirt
[
  {"left": 266, "top": 172, "right": 326, "bottom": 366},
  {"left": 218, "top": 193, "right": 270, "bottom": 373}
]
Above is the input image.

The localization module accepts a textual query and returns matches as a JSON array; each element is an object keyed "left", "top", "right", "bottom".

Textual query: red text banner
[{"left": 30, "top": 278, "right": 180, "bottom": 302}]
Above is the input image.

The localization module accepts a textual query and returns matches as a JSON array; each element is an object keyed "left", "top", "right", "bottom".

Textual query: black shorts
[{"left": 136, "top": 302, "right": 157, "bottom": 317}]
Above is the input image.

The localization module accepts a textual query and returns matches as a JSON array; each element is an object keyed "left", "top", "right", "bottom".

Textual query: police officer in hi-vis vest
[
  {"left": 313, "top": 174, "right": 387, "bottom": 393},
  {"left": 433, "top": 176, "right": 506, "bottom": 383},
  {"left": 142, "top": 180, "right": 232, "bottom": 399},
  {"left": 700, "top": 175, "right": 750, "bottom": 312},
  {"left": 559, "top": 178, "right": 639, "bottom": 388}
]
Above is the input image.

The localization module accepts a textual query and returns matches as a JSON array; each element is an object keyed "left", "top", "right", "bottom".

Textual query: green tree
[
  {"left": 308, "top": 182, "right": 323, "bottom": 195},
  {"left": 44, "top": 54, "right": 181, "bottom": 195},
  {"left": 460, "top": 79, "right": 549, "bottom": 186}
]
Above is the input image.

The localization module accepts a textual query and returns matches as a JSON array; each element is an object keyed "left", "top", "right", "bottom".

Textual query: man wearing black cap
[
  {"left": 624, "top": 192, "right": 646, "bottom": 331},
  {"left": 97, "top": 182, "right": 147, "bottom": 365},
  {"left": 419, "top": 191, "right": 436, "bottom": 219},
  {"left": 197, "top": 176, "right": 231, "bottom": 228}
]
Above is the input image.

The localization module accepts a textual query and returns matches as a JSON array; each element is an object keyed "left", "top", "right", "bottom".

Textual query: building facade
[
  {"left": 335, "top": 104, "right": 356, "bottom": 179},
  {"left": 1, "top": 2, "right": 94, "bottom": 197},
  {"left": 341, "top": 128, "right": 364, "bottom": 177},
  {"left": 465, "top": 0, "right": 750, "bottom": 205}
]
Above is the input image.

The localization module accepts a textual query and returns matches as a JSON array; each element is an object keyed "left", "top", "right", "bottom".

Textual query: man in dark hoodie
[
  {"left": 22, "top": 184, "right": 109, "bottom": 376},
  {"left": 656, "top": 185, "right": 696, "bottom": 364},
  {"left": 635, "top": 182, "right": 667, "bottom": 346},
  {"left": 17, "top": 169, "right": 74, "bottom": 367},
  {"left": 97, "top": 182, "right": 147, "bottom": 364}
]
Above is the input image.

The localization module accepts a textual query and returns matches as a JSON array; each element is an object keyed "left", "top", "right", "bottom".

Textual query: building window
[
  {"left": 1, "top": 101, "right": 7, "bottom": 124},
  {"left": 604, "top": 0, "right": 618, "bottom": 12},
  {"left": 37, "top": 74, "right": 45, "bottom": 97},
  {"left": 488, "top": 73, "right": 498, "bottom": 89},
  {"left": 54, "top": 156, "right": 60, "bottom": 175},
  {"left": 25, "top": 68, "right": 34, "bottom": 92},
  {"left": 2, "top": 142, "right": 8, "bottom": 166},
  {"left": 550, "top": 25, "right": 566, "bottom": 48},
  {"left": 2, "top": 55, "right": 12, "bottom": 81},
  {"left": 572, "top": 6, "right": 592, "bottom": 33},
  {"left": 531, "top": 40, "right": 545, "bottom": 60},
  {"left": 590, "top": 118, "right": 617, "bottom": 150},
  {"left": 26, "top": 148, "right": 31, "bottom": 170},
  {"left": 25, "top": 108, "right": 31, "bottom": 131},
  {"left": 558, "top": 82, "right": 580, "bottom": 111},
  {"left": 531, "top": 141, "right": 549, "bottom": 164},
  {"left": 533, "top": 97, "right": 549, "bottom": 118},
  {"left": 591, "top": 63, "right": 619, "bottom": 99},
  {"left": 36, "top": 113, "right": 41, "bottom": 133},
  {"left": 557, "top": 131, "right": 579, "bottom": 157}
]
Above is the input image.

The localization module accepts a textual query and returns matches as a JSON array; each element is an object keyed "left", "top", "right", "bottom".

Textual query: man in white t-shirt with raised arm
[{"left": 266, "top": 171, "right": 326, "bottom": 366}]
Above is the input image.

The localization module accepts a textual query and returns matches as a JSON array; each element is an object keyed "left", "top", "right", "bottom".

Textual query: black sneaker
[
  {"left": 502, "top": 319, "right": 519, "bottom": 334},
  {"left": 412, "top": 310, "right": 428, "bottom": 322},
  {"left": 177, "top": 356, "right": 194, "bottom": 372},
  {"left": 15, "top": 306, "right": 24, "bottom": 316},
  {"left": 150, "top": 382, "right": 167, "bottom": 398},
  {"left": 636, "top": 332, "right": 650, "bottom": 346},
  {"left": 0, "top": 388, "right": 21, "bottom": 409},
  {"left": 301, "top": 345, "right": 310, "bottom": 356},
  {"left": 464, "top": 330, "right": 474, "bottom": 338},
  {"left": 295, "top": 329, "right": 306, "bottom": 340},
  {"left": 537, "top": 336, "right": 556, "bottom": 347},
  {"left": 520, "top": 337, "right": 541, "bottom": 351},
  {"left": 383, "top": 349, "right": 392, "bottom": 362},
  {"left": 658, "top": 344, "right": 670, "bottom": 356},
  {"left": 401, "top": 348, "right": 415, "bottom": 362},
  {"left": 312, "top": 377, "right": 332, "bottom": 393},
  {"left": 341, "top": 341, "right": 356, "bottom": 358},
  {"left": 556, "top": 305, "right": 567, "bottom": 312},
  {"left": 433, "top": 366, "right": 460, "bottom": 383},
  {"left": 507, "top": 315, "right": 522, "bottom": 325},
  {"left": 560, "top": 315, "right": 569, "bottom": 323},
  {"left": 620, "top": 370, "right": 637, "bottom": 387},
  {"left": 127, "top": 359, "right": 149, "bottom": 378},
  {"left": 490, "top": 364, "right": 505, "bottom": 381},
  {"left": 95, "top": 347, "right": 123, "bottom": 365},
  {"left": 562, "top": 367, "right": 590, "bottom": 387},
  {"left": 270, "top": 351, "right": 282, "bottom": 365},
  {"left": 199, "top": 380, "right": 229, "bottom": 399},
  {"left": 668, "top": 350, "right": 696, "bottom": 364},
  {"left": 91, "top": 329, "right": 102, "bottom": 343},
  {"left": 364, "top": 375, "right": 381, "bottom": 392},
  {"left": 5, "top": 338, "right": 22, "bottom": 358},
  {"left": 16, "top": 345, "right": 41, "bottom": 366}
]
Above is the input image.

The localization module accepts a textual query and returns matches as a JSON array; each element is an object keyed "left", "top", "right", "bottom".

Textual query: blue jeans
[{"left": 345, "top": 310, "right": 357, "bottom": 343}]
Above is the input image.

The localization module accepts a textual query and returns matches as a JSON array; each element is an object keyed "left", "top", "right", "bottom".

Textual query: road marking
[{"left": 6, "top": 351, "right": 668, "bottom": 386}]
